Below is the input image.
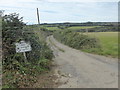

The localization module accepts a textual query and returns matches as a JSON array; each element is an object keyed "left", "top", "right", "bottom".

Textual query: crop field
[{"left": 82, "top": 32, "right": 118, "bottom": 58}]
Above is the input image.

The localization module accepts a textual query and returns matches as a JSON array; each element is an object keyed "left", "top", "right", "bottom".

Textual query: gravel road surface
[{"left": 47, "top": 35, "right": 118, "bottom": 88}]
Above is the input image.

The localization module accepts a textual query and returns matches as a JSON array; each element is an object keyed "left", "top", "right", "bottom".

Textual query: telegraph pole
[
  {"left": 37, "top": 8, "right": 40, "bottom": 25},
  {"left": 36, "top": 8, "right": 43, "bottom": 62}
]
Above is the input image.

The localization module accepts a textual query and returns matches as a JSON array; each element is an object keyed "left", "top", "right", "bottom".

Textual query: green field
[
  {"left": 44, "top": 26, "right": 101, "bottom": 31},
  {"left": 45, "top": 26, "right": 61, "bottom": 31},
  {"left": 82, "top": 32, "right": 118, "bottom": 58},
  {"left": 68, "top": 26, "right": 101, "bottom": 30}
]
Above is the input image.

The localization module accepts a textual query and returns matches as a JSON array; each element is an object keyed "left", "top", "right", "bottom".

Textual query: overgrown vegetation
[
  {"left": 53, "top": 30, "right": 101, "bottom": 50},
  {"left": 2, "top": 13, "right": 53, "bottom": 88}
]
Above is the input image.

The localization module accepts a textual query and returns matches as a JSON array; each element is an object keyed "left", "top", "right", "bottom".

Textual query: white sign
[{"left": 15, "top": 41, "right": 32, "bottom": 53}]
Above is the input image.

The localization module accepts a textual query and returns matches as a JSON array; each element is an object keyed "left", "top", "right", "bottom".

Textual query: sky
[{"left": 0, "top": 0, "right": 119, "bottom": 24}]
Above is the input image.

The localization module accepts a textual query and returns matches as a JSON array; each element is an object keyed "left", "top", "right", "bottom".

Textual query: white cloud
[
  {"left": 0, "top": 0, "right": 118, "bottom": 24},
  {"left": 48, "top": 0, "right": 119, "bottom": 2}
]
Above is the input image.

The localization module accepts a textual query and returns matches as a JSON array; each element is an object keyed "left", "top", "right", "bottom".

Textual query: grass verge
[{"left": 81, "top": 32, "right": 118, "bottom": 58}]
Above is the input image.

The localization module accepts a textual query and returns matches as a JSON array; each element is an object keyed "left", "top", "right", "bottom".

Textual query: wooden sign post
[
  {"left": 15, "top": 40, "right": 32, "bottom": 62},
  {"left": 23, "top": 52, "right": 27, "bottom": 62}
]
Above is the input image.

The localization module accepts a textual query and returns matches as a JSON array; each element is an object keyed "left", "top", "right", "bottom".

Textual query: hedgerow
[
  {"left": 53, "top": 30, "right": 101, "bottom": 50},
  {"left": 2, "top": 13, "right": 53, "bottom": 88}
]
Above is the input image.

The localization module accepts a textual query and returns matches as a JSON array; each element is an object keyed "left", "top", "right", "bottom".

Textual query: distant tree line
[
  {"left": 40, "top": 22, "right": 118, "bottom": 32},
  {"left": 40, "top": 22, "right": 118, "bottom": 27}
]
